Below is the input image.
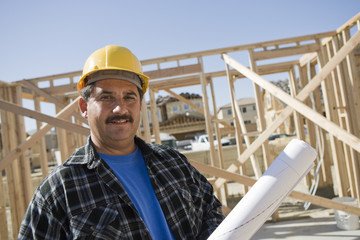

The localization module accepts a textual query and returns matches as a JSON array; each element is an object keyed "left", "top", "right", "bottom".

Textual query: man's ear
[{"left": 79, "top": 98, "right": 88, "bottom": 119}]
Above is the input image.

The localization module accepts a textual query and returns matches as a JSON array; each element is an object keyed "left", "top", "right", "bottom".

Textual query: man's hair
[{"left": 80, "top": 83, "right": 144, "bottom": 102}]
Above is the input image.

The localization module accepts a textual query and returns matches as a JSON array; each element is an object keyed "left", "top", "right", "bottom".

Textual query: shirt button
[{"left": 90, "top": 226, "right": 96, "bottom": 231}]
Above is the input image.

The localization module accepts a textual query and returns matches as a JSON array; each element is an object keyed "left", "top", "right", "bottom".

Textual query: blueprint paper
[{"left": 208, "top": 139, "right": 317, "bottom": 240}]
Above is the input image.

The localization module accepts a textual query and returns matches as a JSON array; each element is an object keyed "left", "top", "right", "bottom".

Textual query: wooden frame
[{"left": 1, "top": 12, "right": 360, "bottom": 239}]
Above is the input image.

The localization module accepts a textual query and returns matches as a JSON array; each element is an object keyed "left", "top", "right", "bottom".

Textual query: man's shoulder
[
  {"left": 36, "top": 144, "right": 95, "bottom": 198},
  {"left": 64, "top": 145, "right": 89, "bottom": 165}
]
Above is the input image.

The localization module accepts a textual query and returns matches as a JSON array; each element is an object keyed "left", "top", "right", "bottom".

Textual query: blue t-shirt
[{"left": 99, "top": 147, "right": 175, "bottom": 240}]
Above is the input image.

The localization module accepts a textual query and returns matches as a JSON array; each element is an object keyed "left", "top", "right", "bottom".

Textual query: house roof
[
  {"left": 157, "top": 92, "right": 201, "bottom": 105},
  {"left": 219, "top": 97, "right": 256, "bottom": 110},
  {"left": 146, "top": 92, "right": 202, "bottom": 106},
  {"left": 160, "top": 114, "right": 205, "bottom": 127}
]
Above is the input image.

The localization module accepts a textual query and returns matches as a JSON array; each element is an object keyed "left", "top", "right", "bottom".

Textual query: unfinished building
[{"left": 1, "top": 12, "right": 360, "bottom": 239}]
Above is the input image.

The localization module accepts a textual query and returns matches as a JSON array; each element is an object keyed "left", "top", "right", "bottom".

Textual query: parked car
[
  {"left": 268, "top": 133, "right": 294, "bottom": 141},
  {"left": 151, "top": 133, "right": 177, "bottom": 148},
  {"left": 191, "top": 134, "right": 231, "bottom": 151}
]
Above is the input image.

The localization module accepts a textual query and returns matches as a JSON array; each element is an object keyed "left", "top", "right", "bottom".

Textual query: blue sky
[{"left": 0, "top": 1, "right": 359, "bottom": 130}]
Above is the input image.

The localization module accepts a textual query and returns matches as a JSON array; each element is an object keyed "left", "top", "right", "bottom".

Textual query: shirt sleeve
[
  {"left": 18, "top": 186, "right": 68, "bottom": 239},
  {"left": 195, "top": 170, "right": 225, "bottom": 239},
  {"left": 176, "top": 151, "right": 225, "bottom": 239}
]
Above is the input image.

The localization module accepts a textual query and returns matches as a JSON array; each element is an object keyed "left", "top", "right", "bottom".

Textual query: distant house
[
  {"left": 144, "top": 93, "right": 206, "bottom": 140},
  {"left": 217, "top": 97, "right": 257, "bottom": 133},
  {"left": 154, "top": 93, "right": 203, "bottom": 121}
]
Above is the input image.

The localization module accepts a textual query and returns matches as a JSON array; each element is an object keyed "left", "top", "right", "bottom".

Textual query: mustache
[{"left": 106, "top": 115, "right": 134, "bottom": 123}]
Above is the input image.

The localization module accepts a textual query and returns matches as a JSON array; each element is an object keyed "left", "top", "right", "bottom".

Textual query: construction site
[{"left": 1, "top": 11, "right": 360, "bottom": 240}]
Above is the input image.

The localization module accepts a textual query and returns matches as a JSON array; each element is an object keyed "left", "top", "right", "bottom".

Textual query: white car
[{"left": 191, "top": 134, "right": 230, "bottom": 151}]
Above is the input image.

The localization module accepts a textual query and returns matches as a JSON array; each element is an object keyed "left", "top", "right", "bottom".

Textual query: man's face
[{"left": 80, "top": 79, "right": 142, "bottom": 153}]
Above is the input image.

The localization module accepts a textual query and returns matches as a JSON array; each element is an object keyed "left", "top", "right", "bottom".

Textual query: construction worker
[{"left": 18, "top": 45, "right": 224, "bottom": 239}]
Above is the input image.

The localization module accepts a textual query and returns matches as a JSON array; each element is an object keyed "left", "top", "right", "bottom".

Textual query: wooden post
[
  {"left": 141, "top": 98, "right": 151, "bottom": 143},
  {"left": 299, "top": 61, "right": 333, "bottom": 188},
  {"left": 149, "top": 89, "right": 161, "bottom": 144},
  {"left": 209, "top": 78, "right": 224, "bottom": 169},
  {"left": 340, "top": 29, "right": 360, "bottom": 199},
  {"left": 288, "top": 67, "right": 305, "bottom": 140},
  {"left": 34, "top": 96, "right": 49, "bottom": 178},
  {"left": 317, "top": 39, "right": 349, "bottom": 196},
  {"left": 311, "top": 62, "right": 333, "bottom": 187},
  {"left": 2, "top": 86, "right": 26, "bottom": 239},
  {"left": 0, "top": 97, "right": 84, "bottom": 172},
  {"left": 14, "top": 86, "right": 33, "bottom": 204},
  {"left": 199, "top": 57, "right": 217, "bottom": 167},
  {"left": 224, "top": 61, "right": 248, "bottom": 195},
  {"left": 249, "top": 49, "right": 279, "bottom": 221},
  {"left": 326, "top": 35, "right": 358, "bottom": 198},
  {"left": 56, "top": 101, "right": 67, "bottom": 163},
  {"left": 215, "top": 32, "right": 360, "bottom": 188},
  {"left": 248, "top": 49, "right": 272, "bottom": 170},
  {"left": 0, "top": 87, "right": 9, "bottom": 240},
  {"left": 0, "top": 173, "right": 9, "bottom": 240},
  {"left": 74, "top": 105, "right": 86, "bottom": 149},
  {"left": 209, "top": 77, "right": 228, "bottom": 204}
]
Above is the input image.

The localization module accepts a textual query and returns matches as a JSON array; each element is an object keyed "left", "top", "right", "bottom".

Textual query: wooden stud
[
  {"left": 34, "top": 96, "right": 49, "bottom": 178},
  {"left": 199, "top": 57, "right": 217, "bottom": 167},
  {"left": 190, "top": 160, "right": 360, "bottom": 216},
  {"left": 0, "top": 97, "right": 85, "bottom": 171},
  {"left": 248, "top": 49, "right": 271, "bottom": 171},
  {"left": 149, "top": 89, "right": 161, "bottom": 144},
  {"left": 317, "top": 39, "right": 349, "bottom": 196},
  {"left": 141, "top": 98, "right": 151, "bottom": 143},
  {"left": 215, "top": 32, "right": 360, "bottom": 188}
]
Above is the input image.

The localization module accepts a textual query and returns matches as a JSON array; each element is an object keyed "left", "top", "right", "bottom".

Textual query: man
[{"left": 18, "top": 45, "right": 224, "bottom": 239}]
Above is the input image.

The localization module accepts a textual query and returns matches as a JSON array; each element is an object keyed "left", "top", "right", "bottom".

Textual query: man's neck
[{"left": 91, "top": 137, "right": 137, "bottom": 156}]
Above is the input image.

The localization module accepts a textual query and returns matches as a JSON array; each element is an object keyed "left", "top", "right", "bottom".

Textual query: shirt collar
[{"left": 64, "top": 135, "right": 153, "bottom": 169}]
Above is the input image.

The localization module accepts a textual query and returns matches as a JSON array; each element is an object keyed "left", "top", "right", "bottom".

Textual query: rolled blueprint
[{"left": 208, "top": 139, "right": 317, "bottom": 240}]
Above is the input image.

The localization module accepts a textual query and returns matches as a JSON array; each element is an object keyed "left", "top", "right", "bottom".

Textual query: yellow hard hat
[{"left": 77, "top": 45, "right": 149, "bottom": 94}]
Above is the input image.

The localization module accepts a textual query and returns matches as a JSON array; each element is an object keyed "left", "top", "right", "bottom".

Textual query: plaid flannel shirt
[{"left": 18, "top": 136, "right": 224, "bottom": 239}]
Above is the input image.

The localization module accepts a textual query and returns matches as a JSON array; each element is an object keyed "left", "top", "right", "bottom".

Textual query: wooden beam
[
  {"left": 257, "top": 60, "right": 299, "bottom": 75},
  {"left": 0, "top": 97, "right": 87, "bottom": 171},
  {"left": 149, "top": 75, "right": 201, "bottom": 90},
  {"left": 226, "top": 61, "right": 261, "bottom": 179},
  {"left": 164, "top": 89, "right": 204, "bottom": 114},
  {"left": 141, "top": 31, "right": 335, "bottom": 65},
  {"left": 141, "top": 98, "right": 151, "bottom": 143},
  {"left": 160, "top": 123, "right": 206, "bottom": 135},
  {"left": 199, "top": 57, "right": 217, "bottom": 167},
  {"left": 252, "top": 44, "right": 319, "bottom": 61},
  {"left": 163, "top": 89, "right": 234, "bottom": 130},
  {"left": 13, "top": 86, "right": 33, "bottom": 206},
  {"left": 19, "top": 80, "right": 66, "bottom": 103},
  {"left": 190, "top": 160, "right": 360, "bottom": 216},
  {"left": 34, "top": 96, "right": 49, "bottom": 178},
  {"left": 149, "top": 89, "right": 161, "bottom": 144},
  {"left": 0, "top": 99, "right": 90, "bottom": 136},
  {"left": 336, "top": 12, "right": 360, "bottom": 33},
  {"left": 39, "top": 84, "right": 77, "bottom": 96},
  {"left": 214, "top": 30, "right": 360, "bottom": 189},
  {"left": 248, "top": 49, "right": 272, "bottom": 172},
  {"left": 19, "top": 81, "right": 86, "bottom": 125},
  {"left": 223, "top": 40, "right": 360, "bottom": 153},
  {"left": 0, "top": 174, "right": 9, "bottom": 239},
  {"left": 145, "top": 63, "right": 201, "bottom": 79}
]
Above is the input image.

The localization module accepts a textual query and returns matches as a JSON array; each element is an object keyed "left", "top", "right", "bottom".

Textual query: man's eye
[
  {"left": 125, "top": 95, "right": 136, "bottom": 100},
  {"left": 100, "top": 95, "right": 112, "bottom": 100}
]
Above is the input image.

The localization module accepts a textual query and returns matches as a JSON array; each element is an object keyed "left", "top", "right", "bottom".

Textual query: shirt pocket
[{"left": 70, "top": 204, "right": 123, "bottom": 240}]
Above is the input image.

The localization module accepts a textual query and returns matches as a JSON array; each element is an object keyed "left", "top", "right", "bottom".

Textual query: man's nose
[{"left": 112, "top": 100, "right": 128, "bottom": 114}]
